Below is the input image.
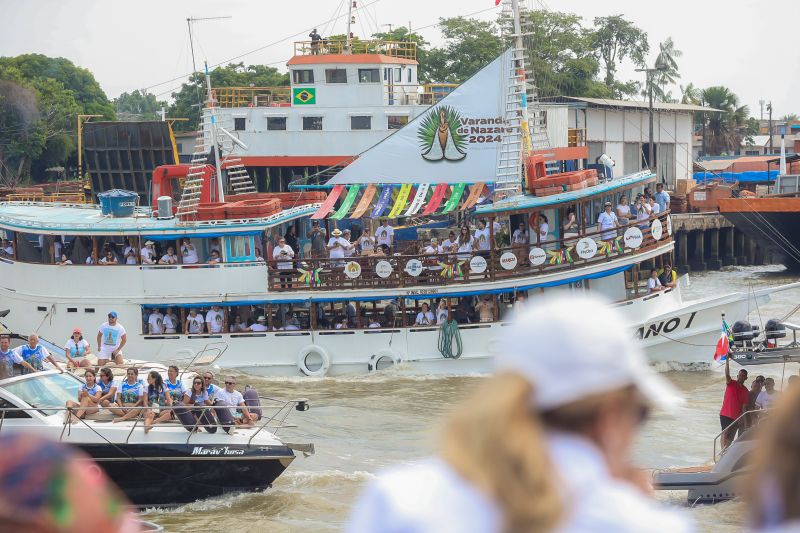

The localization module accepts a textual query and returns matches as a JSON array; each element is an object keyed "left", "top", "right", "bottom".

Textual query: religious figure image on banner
[{"left": 419, "top": 106, "right": 467, "bottom": 162}]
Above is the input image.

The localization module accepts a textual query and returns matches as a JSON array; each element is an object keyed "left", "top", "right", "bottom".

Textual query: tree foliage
[
  {"left": 371, "top": 27, "right": 432, "bottom": 82},
  {"left": 591, "top": 15, "right": 649, "bottom": 97},
  {"left": 114, "top": 90, "right": 167, "bottom": 121},
  {"left": 700, "top": 86, "right": 751, "bottom": 155},
  {"left": 651, "top": 37, "right": 681, "bottom": 102},
  {"left": 0, "top": 54, "right": 110, "bottom": 185},
  {"left": 169, "top": 62, "right": 289, "bottom": 131},
  {"left": 422, "top": 17, "right": 504, "bottom": 84}
]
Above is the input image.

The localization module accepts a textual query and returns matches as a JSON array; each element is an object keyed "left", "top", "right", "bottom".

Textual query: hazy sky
[{"left": 2, "top": 0, "right": 797, "bottom": 118}]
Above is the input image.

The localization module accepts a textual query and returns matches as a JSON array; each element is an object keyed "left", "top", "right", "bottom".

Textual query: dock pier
[{"left": 671, "top": 213, "right": 770, "bottom": 273}]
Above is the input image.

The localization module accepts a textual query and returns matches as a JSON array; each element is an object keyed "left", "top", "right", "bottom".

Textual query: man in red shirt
[{"left": 719, "top": 356, "right": 749, "bottom": 450}]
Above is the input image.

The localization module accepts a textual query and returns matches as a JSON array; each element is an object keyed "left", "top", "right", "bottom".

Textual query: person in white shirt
[
  {"left": 64, "top": 328, "right": 92, "bottom": 368},
  {"left": 456, "top": 226, "right": 475, "bottom": 261},
  {"left": 755, "top": 377, "right": 779, "bottom": 410},
  {"left": 335, "top": 317, "right": 350, "bottom": 329},
  {"left": 649, "top": 196, "right": 661, "bottom": 215},
  {"left": 537, "top": 214, "right": 549, "bottom": 243},
  {"left": 347, "top": 295, "right": 690, "bottom": 533},
  {"left": 99, "top": 249, "right": 118, "bottom": 265},
  {"left": 140, "top": 240, "right": 156, "bottom": 264},
  {"left": 634, "top": 195, "right": 651, "bottom": 228},
  {"left": 327, "top": 228, "right": 351, "bottom": 266},
  {"left": 368, "top": 316, "right": 382, "bottom": 328},
  {"left": 616, "top": 195, "right": 631, "bottom": 227},
  {"left": 415, "top": 303, "right": 435, "bottom": 326},
  {"left": 1, "top": 238, "right": 13, "bottom": 257},
  {"left": 163, "top": 307, "right": 178, "bottom": 334},
  {"left": 208, "top": 249, "right": 222, "bottom": 264},
  {"left": 474, "top": 220, "right": 491, "bottom": 252},
  {"left": 342, "top": 229, "right": 355, "bottom": 257},
  {"left": 185, "top": 308, "right": 205, "bottom": 334},
  {"left": 376, "top": 220, "right": 394, "bottom": 250},
  {"left": 123, "top": 238, "right": 138, "bottom": 265},
  {"left": 511, "top": 222, "right": 528, "bottom": 245},
  {"left": 205, "top": 305, "right": 225, "bottom": 334},
  {"left": 273, "top": 236, "right": 295, "bottom": 287},
  {"left": 229, "top": 315, "right": 245, "bottom": 332},
  {"left": 215, "top": 375, "right": 258, "bottom": 425},
  {"left": 96, "top": 312, "right": 125, "bottom": 365},
  {"left": 57, "top": 254, "right": 73, "bottom": 266},
  {"left": 85, "top": 256, "right": 94, "bottom": 265},
  {"left": 435, "top": 299, "right": 449, "bottom": 324},
  {"left": 423, "top": 237, "right": 443, "bottom": 256},
  {"left": 248, "top": 316, "right": 269, "bottom": 332},
  {"left": 597, "top": 202, "right": 619, "bottom": 241},
  {"left": 357, "top": 228, "right": 376, "bottom": 255},
  {"left": 180, "top": 237, "right": 199, "bottom": 264},
  {"left": 647, "top": 268, "right": 663, "bottom": 293},
  {"left": 209, "top": 237, "right": 222, "bottom": 255},
  {"left": 147, "top": 308, "right": 165, "bottom": 335},
  {"left": 159, "top": 246, "right": 178, "bottom": 265},
  {"left": 442, "top": 231, "right": 457, "bottom": 255}
]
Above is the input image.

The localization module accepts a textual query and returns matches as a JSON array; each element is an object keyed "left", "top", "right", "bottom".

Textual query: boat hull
[{"left": 79, "top": 442, "right": 295, "bottom": 507}]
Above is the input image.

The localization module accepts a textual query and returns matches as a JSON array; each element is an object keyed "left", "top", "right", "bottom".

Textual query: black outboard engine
[
  {"left": 765, "top": 319, "right": 787, "bottom": 341},
  {"left": 732, "top": 320, "right": 754, "bottom": 347}
]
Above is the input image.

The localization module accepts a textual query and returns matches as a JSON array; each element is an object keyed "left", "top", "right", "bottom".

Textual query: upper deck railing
[
  {"left": 267, "top": 211, "right": 673, "bottom": 292},
  {"left": 214, "top": 87, "right": 291, "bottom": 108},
  {"left": 294, "top": 39, "right": 417, "bottom": 60}
]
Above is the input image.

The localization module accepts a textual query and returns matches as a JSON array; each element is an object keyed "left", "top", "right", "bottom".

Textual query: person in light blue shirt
[
  {"left": 655, "top": 183, "right": 670, "bottom": 213},
  {"left": 96, "top": 367, "right": 117, "bottom": 408},
  {"left": 143, "top": 370, "right": 173, "bottom": 434},
  {"left": 112, "top": 367, "right": 145, "bottom": 423},
  {"left": 14, "top": 333, "right": 63, "bottom": 373},
  {"left": 202, "top": 371, "right": 220, "bottom": 401},
  {"left": 65, "top": 369, "right": 102, "bottom": 422},
  {"left": 0, "top": 335, "right": 37, "bottom": 378},
  {"left": 165, "top": 365, "right": 185, "bottom": 405}
]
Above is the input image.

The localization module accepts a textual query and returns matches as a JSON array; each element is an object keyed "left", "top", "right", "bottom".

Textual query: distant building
[
  {"left": 542, "top": 97, "right": 707, "bottom": 189},
  {"left": 173, "top": 131, "right": 195, "bottom": 164}
]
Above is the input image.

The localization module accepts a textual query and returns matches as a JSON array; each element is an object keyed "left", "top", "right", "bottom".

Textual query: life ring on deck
[
  {"left": 368, "top": 349, "right": 402, "bottom": 372},
  {"left": 297, "top": 345, "right": 331, "bottom": 377}
]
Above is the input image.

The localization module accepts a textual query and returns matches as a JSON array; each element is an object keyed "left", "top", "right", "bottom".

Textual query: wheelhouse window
[
  {"left": 234, "top": 117, "right": 246, "bottom": 131},
  {"left": 388, "top": 115, "right": 408, "bottom": 130},
  {"left": 267, "top": 117, "right": 287, "bottom": 131},
  {"left": 325, "top": 68, "right": 347, "bottom": 83},
  {"left": 351, "top": 116, "right": 372, "bottom": 130},
  {"left": 303, "top": 117, "right": 323, "bottom": 131},
  {"left": 358, "top": 68, "right": 380, "bottom": 83},
  {"left": 292, "top": 69, "right": 314, "bottom": 84}
]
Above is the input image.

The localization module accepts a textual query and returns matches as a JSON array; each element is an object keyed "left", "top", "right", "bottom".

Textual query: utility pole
[
  {"left": 701, "top": 96, "right": 706, "bottom": 157},
  {"left": 636, "top": 65, "right": 667, "bottom": 173},
  {"left": 77, "top": 114, "right": 101, "bottom": 181},
  {"left": 768, "top": 101, "right": 774, "bottom": 154},
  {"left": 346, "top": 1, "right": 356, "bottom": 54},
  {"left": 759, "top": 99, "right": 765, "bottom": 121}
]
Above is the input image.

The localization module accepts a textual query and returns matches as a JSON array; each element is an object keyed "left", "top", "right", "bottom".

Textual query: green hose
[{"left": 438, "top": 320, "right": 463, "bottom": 359}]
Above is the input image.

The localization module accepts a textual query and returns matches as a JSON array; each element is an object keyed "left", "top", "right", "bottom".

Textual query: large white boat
[{"left": 0, "top": 2, "right": 794, "bottom": 377}]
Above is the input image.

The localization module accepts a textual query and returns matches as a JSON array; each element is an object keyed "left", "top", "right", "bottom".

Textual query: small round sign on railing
[
  {"left": 624, "top": 226, "right": 644, "bottom": 249},
  {"left": 528, "top": 247, "right": 546, "bottom": 266},
  {"left": 375, "top": 260, "right": 393, "bottom": 278},
  {"left": 651, "top": 218, "right": 663, "bottom": 241},
  {"left": 404, "top": 259, "right": 423, "bottom": 277},
  {"left": 344, "top": 261, "right": 362, "bottom": 279},
  {"left": 500, "top": 251, "right": 518, "bottom": 270},
  {"left": 469, "top": 255, "right": 487, "bottom": 273},
  {"left": 575, "top": 238, "right": 598, "bottom": 260}
]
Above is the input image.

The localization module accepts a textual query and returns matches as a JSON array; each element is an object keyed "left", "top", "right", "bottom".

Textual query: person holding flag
[{"left": 719, "top": 352, "right": 749, "bottom": 451}]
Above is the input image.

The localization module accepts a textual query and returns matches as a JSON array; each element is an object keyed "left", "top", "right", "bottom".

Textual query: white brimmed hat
[
  {"left": 497, "top": 294, "right": 682, "bottom": 411},
  {"left": 332, "top": 228, "right": 343, "bottom": 237},
  {"left": 257, "top": 316, "right": 266, "bottom": 322}
]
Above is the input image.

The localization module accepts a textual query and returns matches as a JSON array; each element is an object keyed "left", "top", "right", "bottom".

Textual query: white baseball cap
[{"left": 497, "top": 294, "right": 683, "bottom": 411}]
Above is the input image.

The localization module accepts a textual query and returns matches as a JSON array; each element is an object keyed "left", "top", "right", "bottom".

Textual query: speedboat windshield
[{"left": 3, "top": 373, "right": 82, "bottom": 415}]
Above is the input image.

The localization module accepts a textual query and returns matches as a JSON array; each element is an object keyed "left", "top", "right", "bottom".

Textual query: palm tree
[
  {"left": 680, "top": 82, "right": 700, "bottom": 105},
  {"left": 700, "top": 86, "right": 750, "bottom": 156},
  {"left": 781, "top": 113, "right": 799, "bottom": 122},
  {"left": 652, "top": 37, "right": 681, "bottom": 101}
]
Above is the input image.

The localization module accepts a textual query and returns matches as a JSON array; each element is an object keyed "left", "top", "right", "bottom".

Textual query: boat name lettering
[
  {"left": 190, "top": 446, "right": 246, "bottom": 456},
  {"left": 635, "top": 311, "right": 697, "bottom": 339},
  {"left": 405, "top": 288, "right": 439, "bottom": 296}
]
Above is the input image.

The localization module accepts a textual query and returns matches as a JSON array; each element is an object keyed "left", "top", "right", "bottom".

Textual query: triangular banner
[
  {"left": 371, "top": 185, "right": 394, "bottom": 218},
  {"left": 460, "top": 182, "right": 486, "bottom": 211},
  {"left": 405, "top": 183, "right": 430, "bottom": 216},
  {"left": 311, "top": 184, "right": 345, "bottom": 219},
  {"left": 330, "top": 185, "right": 361, "bottom": 220},
  {"left": 441, "top": 183, "right": 467, "bottom": 213},
  {"left": 388, "top": 183, "right": 413, "bottom": 218},
  {"left": 421, "top": 183, "right": 449, "bottom": 215},
  {"left": 349, "top": 184, "right": 377, "bottom": 219}
]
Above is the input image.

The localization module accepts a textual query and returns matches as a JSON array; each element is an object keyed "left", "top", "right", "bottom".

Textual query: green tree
[
  {"left": 590, "top": 15, "right": 649, "bottom": 97},
  {"left": 680, "top": 82, "right": 701, "bottom": 105},
  {"left": 522, "top": 10, "right": 610, "bottom": 98},
  {"left": 652, "top": 37, "right": 681, "bottom": 102},
  {"left": 113, "top": 90, "right": 167, "bottom": 121},
  {"left": 781, "top": 113, "right": 799, "bottom": 122},
  {"left": 169, "top": 62, "right": 289, "bottom": 131},
  {"left": 423, "top": 17, "right": 504, "bottom": 84},
  {"left": 700, "top": 86, "right": 750, "bottom": 155},
  {"left": 371, "top": 27, "right": 432, "bottom": 82}
]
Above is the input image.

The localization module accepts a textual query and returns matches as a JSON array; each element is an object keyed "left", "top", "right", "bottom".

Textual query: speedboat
[{"left": 0, "top": 369, "right": 314, "bottom": 507}]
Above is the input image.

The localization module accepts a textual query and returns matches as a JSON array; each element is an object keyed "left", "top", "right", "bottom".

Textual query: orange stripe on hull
[{"left": 719, "top": 198, "right": 800, "bottom": 213}]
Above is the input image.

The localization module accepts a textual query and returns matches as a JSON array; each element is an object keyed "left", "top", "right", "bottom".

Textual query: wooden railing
[
  {"left": 294, "top": 39, "right": 417, "bottom": 59},
  {"left": 267, "top": 211, "right": 673, "bottom": 292},
  {"left": 5, "top": 192, "right": 87, "bottom": 203},
  {"left": 213, "top": 87, "right": 291, "bottom": 108}
]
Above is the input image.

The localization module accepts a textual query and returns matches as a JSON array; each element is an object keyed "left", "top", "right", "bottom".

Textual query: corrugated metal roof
[{"left": 542, "top": 96, "right": 719, "bottom": 113}]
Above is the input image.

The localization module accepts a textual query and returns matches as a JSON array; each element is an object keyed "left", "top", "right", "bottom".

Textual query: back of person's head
[{"left": 746, "top": 385, "right": 800, "bottom": 527}]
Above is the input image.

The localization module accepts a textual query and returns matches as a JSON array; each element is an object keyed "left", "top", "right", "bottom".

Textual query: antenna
[{"left": 186, "top": 16, "right": 232, "bottom": 74}]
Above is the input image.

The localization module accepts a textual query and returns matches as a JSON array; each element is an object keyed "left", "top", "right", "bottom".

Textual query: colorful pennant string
[
  {"left": 387, "top": 184, "right": 413, "bottom": 218},
  {"left": 330, "top": 185, "right": 361, "bottom": 220},
  {"left": 311, "top": 184, "right": 344, "bottom": 219}
]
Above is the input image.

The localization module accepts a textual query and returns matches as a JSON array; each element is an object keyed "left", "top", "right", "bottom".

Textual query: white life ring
[
  {"left": 368, "top": 349, "right": 401, "bottom": 372},
  {"left": 297, "top": 345, "right": 331, "bottom": 377}
]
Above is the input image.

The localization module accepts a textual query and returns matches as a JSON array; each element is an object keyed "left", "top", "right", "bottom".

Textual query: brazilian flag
[{"left": 293, "top": 87, "right": 316, "bottom": 105}]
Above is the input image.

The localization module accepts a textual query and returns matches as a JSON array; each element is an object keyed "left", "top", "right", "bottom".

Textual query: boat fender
[
  {"left": 213, "top": 400, "right": 235, "bottom": 434},
  {"left": 243, "top": 387, "right": 262, "bottom": 419},
  {"left": 297, "top": 345, "right": 331, "bottom": 377},
  {"left": 367, "top": 350, "right": 401, "bottom": 372}
]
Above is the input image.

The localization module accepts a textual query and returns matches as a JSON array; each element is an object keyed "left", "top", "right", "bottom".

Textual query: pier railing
[
  {"left": 294, "top": 39, "right": 417, "bottom": 59},
  {"left": 266, "top": 211, "right": 673, "bottom": 292}
]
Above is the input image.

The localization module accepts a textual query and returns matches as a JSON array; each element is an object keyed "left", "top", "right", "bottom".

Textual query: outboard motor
[
  {"left": 765, "top": 319, "right": 786, "bottom": 341},
  {"left": 732, "top": 321, "right": 754, "bottom": 347}
]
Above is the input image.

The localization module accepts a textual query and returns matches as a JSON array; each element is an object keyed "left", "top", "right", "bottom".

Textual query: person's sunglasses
[
  {"left": 204, "top": 376, "right": 212, "bottom": 380},
  {"left": 193, "top": 381, "right": 202, "bottom": 385},
  {"left": 225, "top": 381, "right": 235, "bottom": 385}
]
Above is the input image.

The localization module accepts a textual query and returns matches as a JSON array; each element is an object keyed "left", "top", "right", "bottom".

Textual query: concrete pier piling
[{"left": 671, "top": 212, "right": 774, "bottom": 272}]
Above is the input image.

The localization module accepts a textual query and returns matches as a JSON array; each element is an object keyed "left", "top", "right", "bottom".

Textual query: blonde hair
[
  {"left": 440, "top": 373, "right": 562, "bottom": 533},
  {"left": 746, "top": 384, "right": 800, "bottom": 527}
]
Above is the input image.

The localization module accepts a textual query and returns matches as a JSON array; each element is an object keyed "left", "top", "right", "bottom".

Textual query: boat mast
[
  {"left": 511, "top": 0, "right": 531, "bottom": 163},
  {"left": 204, "top": 62, "right": 226, "bottom": 203},
  {"left": 346, "top": 0, "right": 355, "bottom": 54}
]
